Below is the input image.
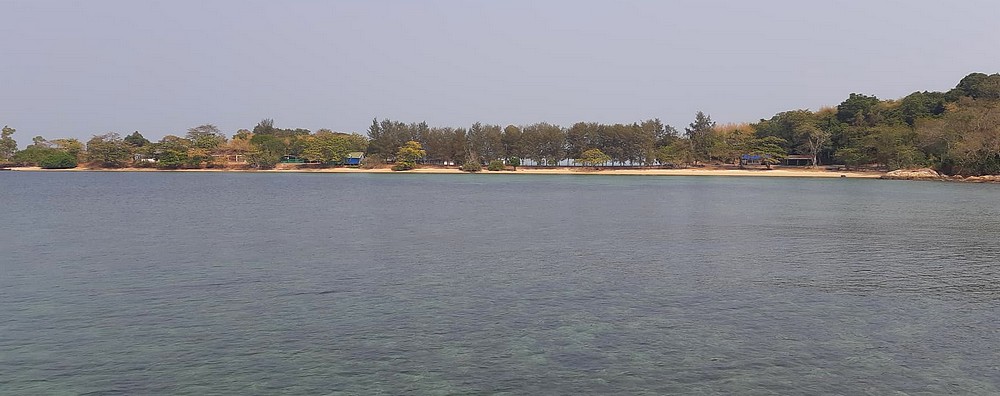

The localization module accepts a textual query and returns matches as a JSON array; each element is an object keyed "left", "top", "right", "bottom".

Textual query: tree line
[{"left": 2, "top": 72, "right": 998, "bottom": 175}]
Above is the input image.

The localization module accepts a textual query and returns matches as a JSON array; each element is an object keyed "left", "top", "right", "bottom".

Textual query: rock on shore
[
  {"left": 881, "top": 168, "right": 1000, "bottom": 183},
  {"left": 881, "top": 168, "right": 942, "bottom": 180}
]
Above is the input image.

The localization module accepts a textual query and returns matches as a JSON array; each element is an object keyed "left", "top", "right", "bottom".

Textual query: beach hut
[
  {"left": 783, "top": 155, "right": 814, "bottom": 166},
  {"left": 740, "top": 154, "right": 765, "bottom": 167},
  {"left": 345, "top": 152, "right": 364, "bottom": 166}
]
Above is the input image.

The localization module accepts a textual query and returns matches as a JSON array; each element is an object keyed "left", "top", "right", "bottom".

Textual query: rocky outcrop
[
  {"left": 881, "top": 168, "right": 942, "bottom": 180},
  {"left": 961, "top": 175, "right": 1000, "bottom": 183},
  {"left": 881, "top": 168, "right": 1000, "bottom": 183}
]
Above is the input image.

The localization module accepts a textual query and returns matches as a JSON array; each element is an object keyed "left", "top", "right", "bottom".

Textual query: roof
[
  {"left": 346, "top": 152, "right": 365, "bottom": 159},
  {"left": 786, "top": 155, "right": 813, "bottom": 160}
]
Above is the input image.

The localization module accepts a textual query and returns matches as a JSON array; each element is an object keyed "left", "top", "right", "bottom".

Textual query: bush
[
  {"left": 460, "top": 161, "right": 482, "bottom": 172},
  {"left": 391, "top": 161, "right": 414, "bottom": 171},
  {"left": 487, "top": 160, "right": 505, "bottom": 171},
  {"left": 39, "top": 152, "right": 78, "bottom": 169},
  {"left": 360, "top": 156, "right": 384, "bottom": 169}
]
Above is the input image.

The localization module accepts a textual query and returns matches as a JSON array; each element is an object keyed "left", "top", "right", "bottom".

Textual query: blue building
[{"left": 345, "top": 152, "right": 365, "bottom": 166}]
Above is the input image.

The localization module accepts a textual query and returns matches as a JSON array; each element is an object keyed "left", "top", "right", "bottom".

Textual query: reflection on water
[{"left": 1, "top": 173, "right": 998, "bottom": 394}]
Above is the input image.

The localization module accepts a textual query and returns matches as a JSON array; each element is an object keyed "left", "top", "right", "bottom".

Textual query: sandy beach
[{"left": 7, "top": 165, "right": 884, "bottom": 178}]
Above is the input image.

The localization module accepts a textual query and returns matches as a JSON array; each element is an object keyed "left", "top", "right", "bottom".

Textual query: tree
[
  {"left": 86, "top": 133, "right": 131, "bottom": 167},
  {"left": 302, "top": 131, "right": 368, "bottom": 164},
  {"left": 247, "top": 134, "right": 285, "bottom": 169},
  {"left": 12, "top": 146, "right": 58, "bottom": 166},
  {"left": 950, "top": 72, "right": 1000, "bottom": 100},
  {"left": 152, "top": 135, "right": 191, "bottom": 169},
  {"left": 186, "top": 124, "right": 226, "bottom": 149},
  {"left": 836, "top": 93, "right": 881, "bottom": 126},
  {"left": 487, "top": 160, "right": 505, "bottom": 171},
  {"left": 393, "top": 140, "right": 426, "bottom": 171},
  {"left": 39, "top": 151, "right": 77, "bottom": 169},
  {"left": 657, "top": 140, "right": 692, "bottom": 166},
  {"left": 743, "top": 136, "right": 787, "bottom": 169},
  {"left": 521, "top": 123, "right": 565, "bottom": 166},
  {"left": 123, "top": 131, "right": 150, "bottom": 148},
  {"left": 50, "top": 138, "right": 84, "bottom": 160},
  {"left": 501, "top": 125, "right": 523, "bottom": 160},
  {"left": 916, "top": 98, "right": 1000, "bottom": 175},
  {"left": 578, "top": 148, "right": 611, "bottom": 167},
  {"left": 0, "top": 126, "right": 16, "bottom": 161},
  {"left": 685, "top": 112, "right": 715, "bottom": 163},
  {"left": 507, "top": 156, "right": 521, "bottom": 171},
  {"left": 31, "top": 136, "right": 49, "bottom": 148},
  {"left": 253, "top": 119, "right": 276, "bottom": 135}
]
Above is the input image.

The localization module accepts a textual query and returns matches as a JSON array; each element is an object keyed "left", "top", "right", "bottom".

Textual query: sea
[{"left": 1, "top": 172, "right": 998, "bottom": 394}]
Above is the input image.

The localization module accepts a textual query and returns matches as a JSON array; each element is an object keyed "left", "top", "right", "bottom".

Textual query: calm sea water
[{"left": 1, "top": 172, "right": 999, "bottom": 395}]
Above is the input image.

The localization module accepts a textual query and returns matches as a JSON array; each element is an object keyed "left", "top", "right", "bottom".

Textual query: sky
[{"left": 2, "top": 0, "right": 999, "bottom": 144}]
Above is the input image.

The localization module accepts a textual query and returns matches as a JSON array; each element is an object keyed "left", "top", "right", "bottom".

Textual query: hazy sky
[{"left": 3, "top": 0, "right": 999, "bottom": 143}]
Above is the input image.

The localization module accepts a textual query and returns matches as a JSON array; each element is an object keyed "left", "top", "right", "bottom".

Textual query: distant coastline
[{"left": 6, "top": 165, "right": 884, "bottom": 179}]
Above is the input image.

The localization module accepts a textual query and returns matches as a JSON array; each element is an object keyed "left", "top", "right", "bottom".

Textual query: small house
[{"left": 345, "top": 152, "right": 364, "bottom": 166}]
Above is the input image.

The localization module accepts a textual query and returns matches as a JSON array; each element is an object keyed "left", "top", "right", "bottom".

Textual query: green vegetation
[
  {"left": 460, "top": 161, "right": 482, "bottom": 172},
  {"left": 3, "top": 73, "right": 999, "bottom": 176},
  {"left": 39, "top": 151, "right": 77, "bottom": 169},
  {"left": 392, "top": 141, "right": 425, "bottom": 171},
  {"left": 0, "top": 126, "right": 16, "bottom": 162},
  {"left": 487, "top": 160, "right": 505, "bottom": 171},
  {"left": 578, "top": 148, "right": 611, "bottom": 168}
]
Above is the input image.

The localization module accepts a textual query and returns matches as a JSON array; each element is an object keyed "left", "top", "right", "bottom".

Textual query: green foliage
[
  {"left": 247, "top": 134, "right": 285, "bottom": 169},
  {"left": 657, "top": 140, "right": 692, "bottom": 166},
  {"left": 153, "top": 136, "right": 190, "bottom": 169},
  {"left": 899, "top": 92, "right": 947, "bottom": 125},
  {"left": 460, "top": 160, "right": 482, "bottom": 172},
  {"left": 916, "top": 98, "right": 1000, "bottom": 175},
  {"left": 302, "top": 131, "right": 368, "bottom": 164},
  {"left": 0, "top": 125, "right": 16, "bottom": 161},
  {"left": 187, "top": 124, "right": 227, "bottom": 150},
  {"left": 837, "top": 93, "right": 882, "bottom": 126},
  {"left": 39, "top": 151, "right": 77, "bottom": 169},
  {"left": 391, "top": 141, "right": 425, "bottom": 171},
  {"left": 124, "top": 131, "right": 150, "bottom": 148},
  {"left": 86, "top": 133, "right": 131, "bottom": 168},
  {"left": 487, "top": 160, "right": 505, "bottom": 171},
  {"left": 50, "top": 138, "right": 83, "bottom": 160},
  {"left": 12, "top": 146, "right": 58, "bottom": 166},
  {"left": 507, "top": 156, "right": 521, "bottom": 170},
  {"left": 951, "top": 73, "right": 1000, "bottom": 100},
  {"left": 253, "top": 119, "right": 276, "bottom": 135},
  {"left": 753, "top": 109, "right": 828, "bottom": 164},
  {"left": 578, "top": 148, "right": 611, "bottom": 167},
  {"left": 521, "top": 123, "right": 565, "bottom": 166},
  {"left": 396, "top": 140, "right": 426, "bottom": 163},
  {"left": 744, "top": 136, "right": 787, "bottom": 168},
  {"left": 685, "top": 112, "right": 715, "bottom": 163}
]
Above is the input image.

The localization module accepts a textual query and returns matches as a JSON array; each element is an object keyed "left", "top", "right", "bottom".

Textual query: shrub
[
  {"left": 487, "top": 160, "right": 505, "bottom": 171},
  {"left": 391, "top": 162, "right": 414, "bottom": 171},
  {"left": 460, "top": 161, "right": 482, "bottom": 172},
  {"left": 360, "top": 156, "right": 384, "bottom": 169},
  {"left": 39, "top": 151, "right": 78, "bottom": 169}
]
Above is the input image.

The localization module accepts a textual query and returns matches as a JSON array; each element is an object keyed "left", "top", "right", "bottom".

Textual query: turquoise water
[{"left": 1, "top": 172, "right": 999, "bottom": 394}]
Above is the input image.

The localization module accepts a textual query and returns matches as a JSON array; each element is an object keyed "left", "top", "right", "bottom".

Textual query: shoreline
[{"left": 6, "top": 165, "right": 884, "bottom": 178}]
